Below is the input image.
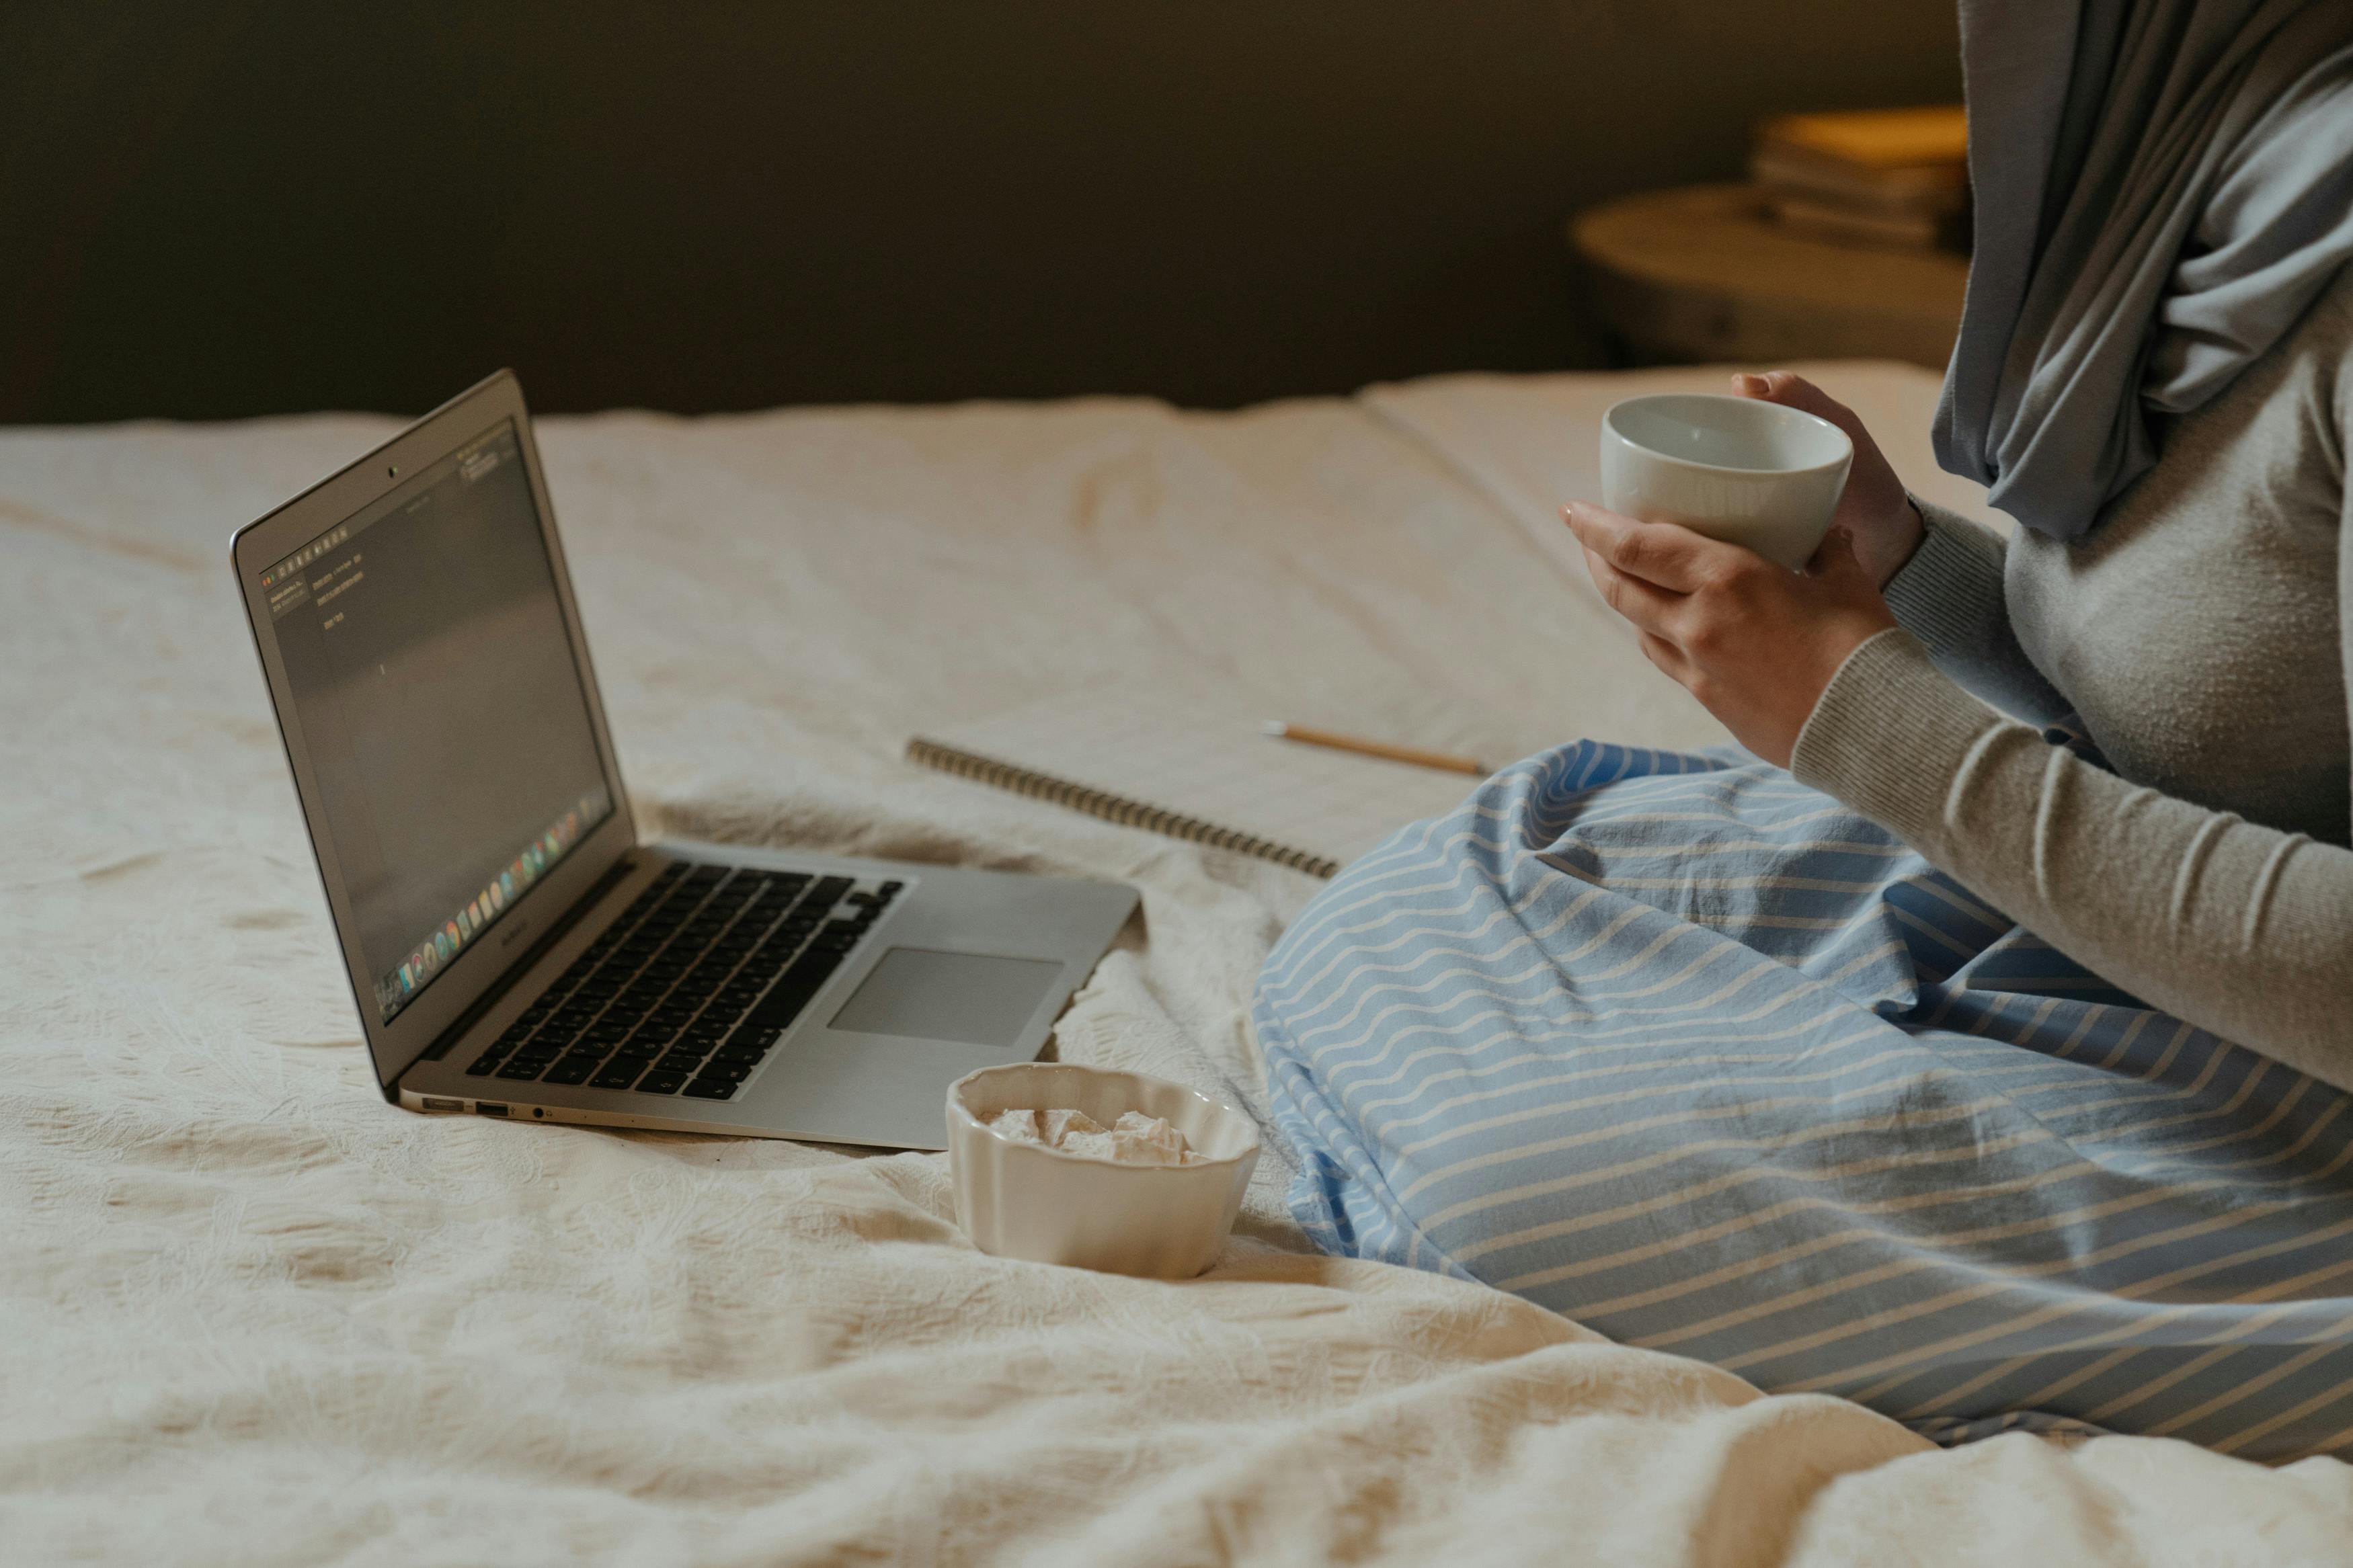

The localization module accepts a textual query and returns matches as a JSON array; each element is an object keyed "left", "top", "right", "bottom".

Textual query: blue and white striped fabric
[{"left": 1256, "top": 739, "right": 2353, "bottom": 1462}]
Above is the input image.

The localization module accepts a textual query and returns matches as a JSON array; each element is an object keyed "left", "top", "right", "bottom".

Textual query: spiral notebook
[{"left": 906, "top": 691, "right": 1483, "bottom": 877}]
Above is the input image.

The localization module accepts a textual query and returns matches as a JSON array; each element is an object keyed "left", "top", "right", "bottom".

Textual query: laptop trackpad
[{"left": 828, "top": 948, "right": 1064, "bottom": 1048}]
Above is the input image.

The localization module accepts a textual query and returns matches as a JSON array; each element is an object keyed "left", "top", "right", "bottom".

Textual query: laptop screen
[{"left": 260, "top": 419, "right": 614, "bottom": 1024}]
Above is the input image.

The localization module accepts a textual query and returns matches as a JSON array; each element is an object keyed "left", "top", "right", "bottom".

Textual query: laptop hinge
[{"left": 395, "top": 852, "right": 644, "bottom": 1089}]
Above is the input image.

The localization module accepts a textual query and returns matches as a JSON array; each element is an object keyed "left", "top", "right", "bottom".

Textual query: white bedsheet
[{"left": 6, "top": 368, "right": 2348, "bottom": 1564}]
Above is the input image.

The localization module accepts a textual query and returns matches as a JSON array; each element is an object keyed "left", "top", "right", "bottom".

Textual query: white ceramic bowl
[
  {"left": 948, "top": 1063, "right": 1260, "bottom": 1280},
  {"left": 1599, "top": 392, "right": 1853, "bottom": 569}
]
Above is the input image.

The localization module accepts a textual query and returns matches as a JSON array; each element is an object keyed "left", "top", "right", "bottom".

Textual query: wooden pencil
[{"left": 1262, "top": 720, "right": 1486, "bottom": 776}]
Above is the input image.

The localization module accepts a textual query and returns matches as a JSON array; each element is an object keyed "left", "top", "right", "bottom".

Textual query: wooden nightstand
[{"left": 1571, "top": 183, "right": 1968, "bottom": 370}]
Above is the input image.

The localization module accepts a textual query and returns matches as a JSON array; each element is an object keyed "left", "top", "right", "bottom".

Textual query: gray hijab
[{"left": 1934, "top": 0, "right": 2353, "bottom": 538}]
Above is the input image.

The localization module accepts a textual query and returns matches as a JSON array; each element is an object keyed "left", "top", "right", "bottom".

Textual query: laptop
[{"left": 232, "top": 370, "right": 1137, "bottom": 1151}]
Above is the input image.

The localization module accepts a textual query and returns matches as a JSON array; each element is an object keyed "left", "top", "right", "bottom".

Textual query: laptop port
[
  {"left": 474, "top": 1102, "right": 511, "bottom": 1117},
  {"left": 420, "top": 1097, "right": 464, "bottom": 1114}
]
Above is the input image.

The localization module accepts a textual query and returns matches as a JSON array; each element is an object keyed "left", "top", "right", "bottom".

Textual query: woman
[{"left": 1257, "top": 0, "right": 2353, "bottom": 1458}]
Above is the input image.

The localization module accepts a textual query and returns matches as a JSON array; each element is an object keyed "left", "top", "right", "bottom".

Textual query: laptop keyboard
[{"left": 463, "top": 860, "right": 902, "bottom": 1102}]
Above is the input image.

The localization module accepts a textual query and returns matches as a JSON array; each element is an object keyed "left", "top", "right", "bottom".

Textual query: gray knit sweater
[{"left": 1791, "top": 267, "right": 2353, "bottom": 1085}]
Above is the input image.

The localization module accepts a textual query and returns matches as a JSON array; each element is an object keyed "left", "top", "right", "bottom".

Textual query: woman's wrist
[{"left": 1869, "top": 499, "right": 1929, "bottom": 589}]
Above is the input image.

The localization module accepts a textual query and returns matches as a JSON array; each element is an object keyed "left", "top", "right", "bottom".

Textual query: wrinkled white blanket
[{"left": 5, "top": 367, "right": 2349, "bottom": 1564}]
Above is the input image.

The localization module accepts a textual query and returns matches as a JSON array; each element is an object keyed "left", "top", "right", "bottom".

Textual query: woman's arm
[
  {"left": 1564, "top": 494, "right": 2353, "bottom": 1090},
  {"left": 1792, "top": 626, "right": 2353, "bottom": 1090}
]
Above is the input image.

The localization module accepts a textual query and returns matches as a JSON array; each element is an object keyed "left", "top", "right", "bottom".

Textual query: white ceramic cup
[
  {"left": 1598, "top": 393, "right": 1853, "bottom": 569},
  {"left": 947, "top": 1062, "right": 1261, "bottom": 1280}
]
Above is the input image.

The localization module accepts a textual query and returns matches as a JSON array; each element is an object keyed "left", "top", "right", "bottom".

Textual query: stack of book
[{"left": 1750, "top": 106, "right": 1968, "bottom": 251}]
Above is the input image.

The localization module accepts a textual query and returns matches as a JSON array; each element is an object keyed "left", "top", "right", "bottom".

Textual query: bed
[{"left": 8, "top": 364, "right": 2350, "bottom": 1563}]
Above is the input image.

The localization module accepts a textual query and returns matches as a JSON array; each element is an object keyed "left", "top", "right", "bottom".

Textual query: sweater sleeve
[
  {"left": 1790, "top": 628, "right": 2353, "bottom": 1091},
  {"left": 1881, "top": 499, "right": 2073, "bottom": 726}
]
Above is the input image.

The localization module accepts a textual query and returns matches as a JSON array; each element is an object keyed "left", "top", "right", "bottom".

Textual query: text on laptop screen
[{"left": 262, "top": 421, "right": 613, "bottom": 1024}]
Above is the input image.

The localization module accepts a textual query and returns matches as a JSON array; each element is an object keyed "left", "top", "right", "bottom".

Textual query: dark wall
[{"left": 0, "top": 3, "right": 1960, "bottom": 421}]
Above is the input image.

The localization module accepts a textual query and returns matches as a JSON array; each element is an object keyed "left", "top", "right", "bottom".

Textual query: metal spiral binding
[{"left": 905, "top": 738, "right": 1338, "bottom": 878}]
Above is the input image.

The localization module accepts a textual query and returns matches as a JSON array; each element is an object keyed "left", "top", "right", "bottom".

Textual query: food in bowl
[{"left": 986, "top": 1108, "right": 1205, "bottom": 1165}]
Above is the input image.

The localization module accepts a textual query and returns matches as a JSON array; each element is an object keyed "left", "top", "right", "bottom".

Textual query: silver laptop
[{"left": 232, "top": 370, "right": 1135, "bottom": 1151}]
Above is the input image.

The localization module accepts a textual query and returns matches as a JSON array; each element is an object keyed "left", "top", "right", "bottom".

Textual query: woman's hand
[
  {"left": 1565, "top": 503, "right": 1897, "bottom": 768},
  {"left": 1730, "top": 372, "right": 1924, "bottom": 588}
]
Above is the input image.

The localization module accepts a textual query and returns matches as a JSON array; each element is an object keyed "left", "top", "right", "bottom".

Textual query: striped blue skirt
[{"left": 1256, "top": 739, "right": 2353, "bottom": 1462}]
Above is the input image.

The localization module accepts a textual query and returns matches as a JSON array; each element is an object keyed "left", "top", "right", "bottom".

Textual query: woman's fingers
[
  {"left": 1637, "top": 630, "right": 1691, "bottom": 684},
  {"left": 1731, "top": 371, "right": 1858, "bottom": 436},
  {"left": 1563, "top": 503, "right": 1724, "bottom": 591},
  {"left": 1585, "top": 544, "right": 1696, "bottom": 682},
  {"left": 1579, "top": 544, "right": 1682, "bottom": 632}
]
